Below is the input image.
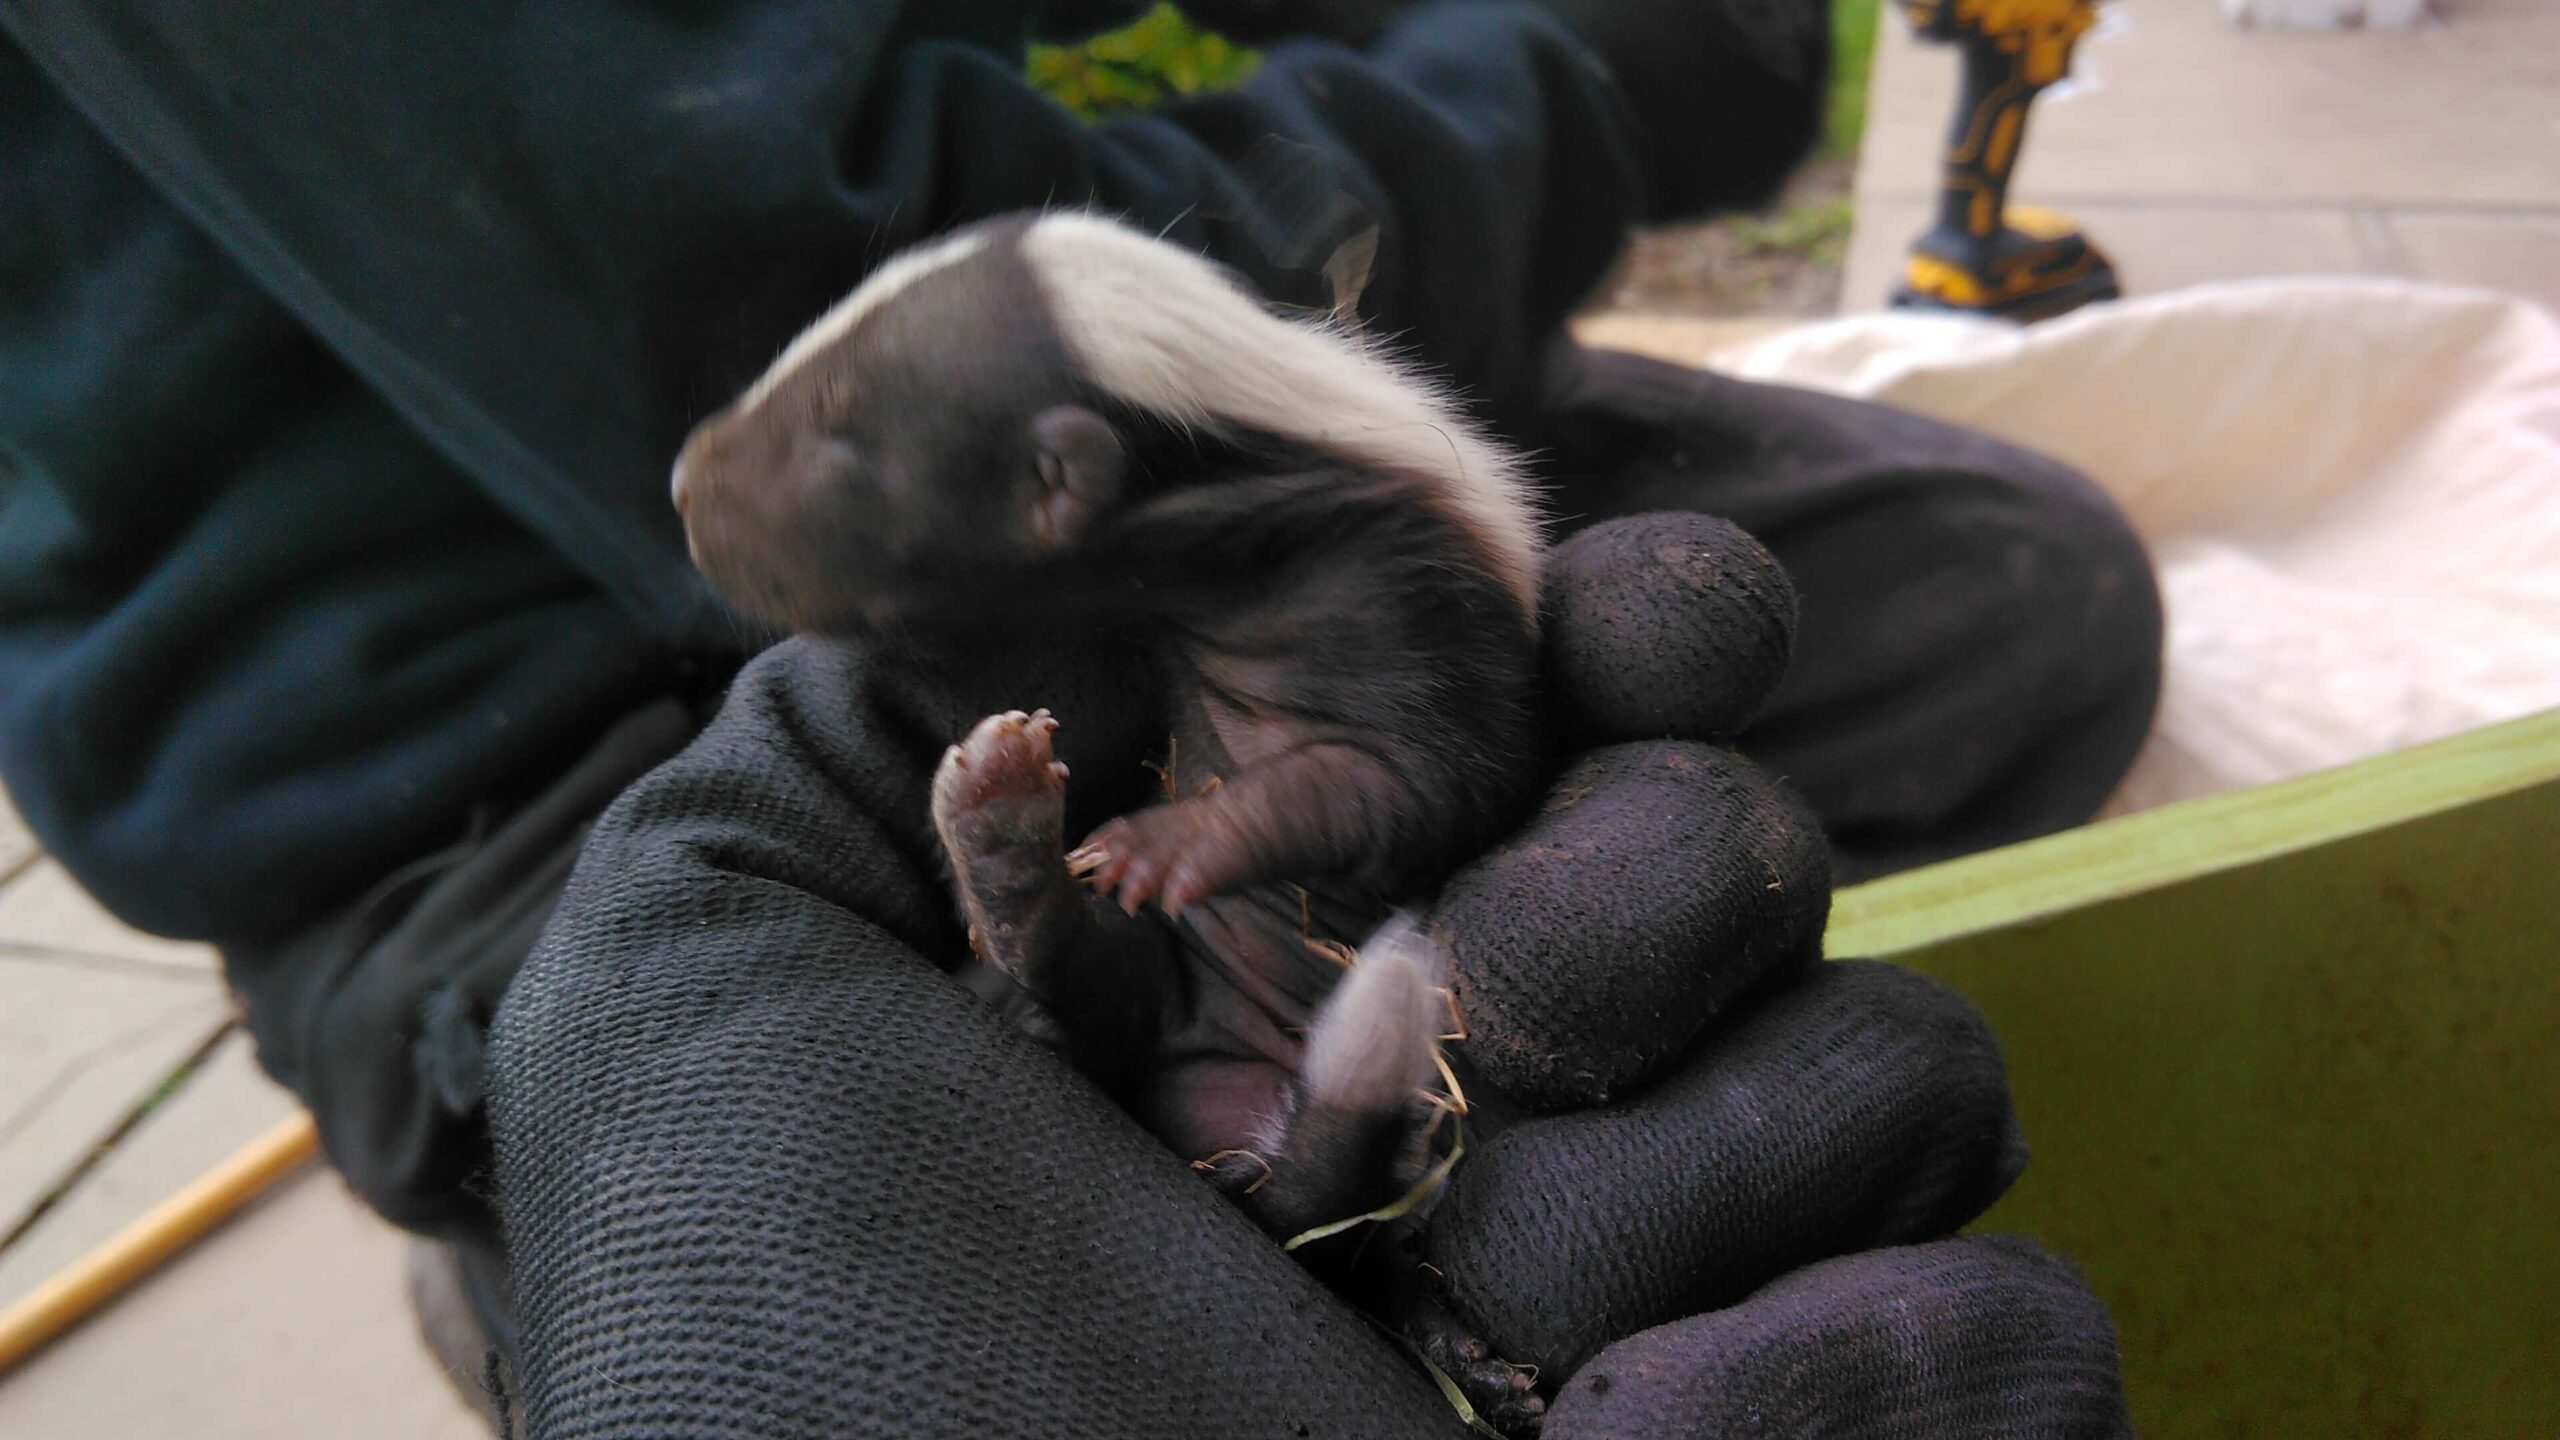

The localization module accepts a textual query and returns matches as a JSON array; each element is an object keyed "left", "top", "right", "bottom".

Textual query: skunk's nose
[{"left": 670, "top": 454, "right": 696, "bottom": 519}]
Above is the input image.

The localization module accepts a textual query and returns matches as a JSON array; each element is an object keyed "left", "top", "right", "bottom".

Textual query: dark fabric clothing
[
  {"left": 1528, "top": 0, "right": 1830, "bottom": 217},
  {"left": 0, "top": 0, "right": 2156, "bottom": 1244},
  {"left": 489, "top": 620, "right": 2122, "bottom": 1438},
  {"left": 1528, "top": 347, "right": 2165, "bottom": 879},
  {"left": 1436, "top": 738, "right": 1834, "bottom": 1110},
  {"left": 0, "top": 0, "right": 1684, "bottom": 1222},
  {"left": 233, "top": 697, "right": 698, "bottom": 1240},
  {"left": 1541, "top": 1235, "right": 2134, "bottom": 1438},
  {"left": 1430, "top": 958, "right": 2028, "bottom": 1378},
  {"left": 493, "top": 634, "right": 1480, "bottom": 1439},
  {"left": 0, "top": 43, "right": 683, "bottom": 948},
  {"left": 0, "top": 4, "right": 2153, "bottom": 1430},
  {"left": 0, "top": 0, "right": 1649, "bottom": 651},
  {"left": 0, "top": 0, "right": 1656, "bottom": 949}
]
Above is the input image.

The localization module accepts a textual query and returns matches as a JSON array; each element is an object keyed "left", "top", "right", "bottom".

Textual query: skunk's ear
[{"left": 1026, "top": 404, "right": 1125, "bottom": 549}]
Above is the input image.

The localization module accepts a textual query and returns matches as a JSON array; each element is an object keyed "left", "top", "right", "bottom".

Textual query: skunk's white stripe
[
  {"left": 736, "top": 229, "right": 995, "bottom": 418},
  {"left": 1299, "top": 912, "right": 1446, "bottom": 1115},
  {"left": 1018, "top": 212, "right": 1545, "bottom": 615}
]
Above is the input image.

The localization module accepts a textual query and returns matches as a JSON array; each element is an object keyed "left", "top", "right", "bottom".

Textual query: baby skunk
[{"left": 673, "top": 211, "right": 1545, "bottom": 1416}]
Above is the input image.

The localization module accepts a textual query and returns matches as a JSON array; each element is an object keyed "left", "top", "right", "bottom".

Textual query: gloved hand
[
  {"left": 1414, "top": 511, "right": 2124, "bottom": 1435},
  {"left": 489, "top": 508, "right": 2129, "bottom": 1440}
]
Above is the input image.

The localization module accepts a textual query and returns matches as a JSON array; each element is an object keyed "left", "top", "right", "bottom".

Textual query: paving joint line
[
  {"left": 0, "top": 1018, "right": 241, "bottom": 1261},
  {"left": 0, "top": 939, "right": 216, "bottom": 983}
]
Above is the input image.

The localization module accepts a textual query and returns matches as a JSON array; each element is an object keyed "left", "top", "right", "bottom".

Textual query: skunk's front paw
[
  {"left": 933, "top": 710, "right": 1071, "bottom": 968},
  {"left": 1067, "top": 805, "right": 1226, "bottom": 917}
]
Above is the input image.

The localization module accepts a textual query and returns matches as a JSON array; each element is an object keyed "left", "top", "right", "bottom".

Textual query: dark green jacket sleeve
[
  {"left": 2, "top": 0, "right": 1646, "bottom": 648},
  {"left": 0, "top": 1, "right": 1822, "bottom": 1250},
  {"left": 0, "top": 0, "right": 1658, "bottom": 950}
]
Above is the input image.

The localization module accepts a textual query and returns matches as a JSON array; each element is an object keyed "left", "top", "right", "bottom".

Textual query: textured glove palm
[{"left": 489, "top": 512, "right": 2129, "bottom": 1438}]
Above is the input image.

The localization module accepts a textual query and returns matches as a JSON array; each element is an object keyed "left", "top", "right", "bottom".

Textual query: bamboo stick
[{"left": 0, "top": 1110, "right": 318, "bottom": 1374}]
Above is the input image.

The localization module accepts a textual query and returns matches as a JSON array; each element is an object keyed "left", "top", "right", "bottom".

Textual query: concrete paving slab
[
  {"left": 1838, "top": 193, "right": 1921, "bottom": 316},
  {"left": 0, "top": 1167, "right": 486, "bottom": 1440},
  {"left": 0, "top": 1033, "right": 299, "bottom": 1308},
  {"left": 1571, "top": 313, "right": 1797, "bottom": 363},
  {"left": 1859, "top": 0, "right": 2560, "bottom": 210},
  {"left": 1840, "top": 196, "right": 2381, "bottom": 313},
  {"left": 0, "top": 956, "right": 229, "bottom": 1236},
  {"left": 0, "top": 787, "right": 32, "bottom": 881},
  {"left": 0, "top": 861, "right": 218, "bottom": 973},
  {"left": 2390, "top": 211, "right": 2560, "bottom": 316}
]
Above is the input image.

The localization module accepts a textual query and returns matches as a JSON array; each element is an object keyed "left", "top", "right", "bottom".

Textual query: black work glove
[
  {"left": 1420, "top": 512, "right": 2125, "bottom": 1435},
  {"left": 490, "top": 521, "right": 2127, "bottom": 1439}
]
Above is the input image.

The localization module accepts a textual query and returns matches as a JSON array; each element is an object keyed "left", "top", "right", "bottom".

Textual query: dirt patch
[{"left": 1586, "top": 159, "right": 1858, "bottom": 320}]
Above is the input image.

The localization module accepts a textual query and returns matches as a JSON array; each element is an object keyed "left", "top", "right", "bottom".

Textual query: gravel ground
[{"left": 1586, "top": 159, "right": 1857, "bottom": 320}]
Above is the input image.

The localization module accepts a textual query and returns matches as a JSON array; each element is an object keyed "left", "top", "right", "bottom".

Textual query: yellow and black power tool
[{"left": 1891, "top": 0, "right": 2121, "bottom": 321}]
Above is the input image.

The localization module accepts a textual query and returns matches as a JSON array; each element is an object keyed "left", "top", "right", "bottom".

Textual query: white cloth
[{"left": 1709, "top": 279, "right": 2560, "bottom": 816}]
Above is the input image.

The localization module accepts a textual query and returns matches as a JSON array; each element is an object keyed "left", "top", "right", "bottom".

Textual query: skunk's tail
[{"left": 1206, "top": 913, "right": 1446, "bottom": 1240}]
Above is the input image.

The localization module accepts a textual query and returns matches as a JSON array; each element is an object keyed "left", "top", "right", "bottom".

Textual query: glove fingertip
[
  {"left": 1436, "top": 741, "right": 1829, "bottom": 1109},
  {"left": 1543, "top": 1236, "right": 2131, "bottom": 1440},
  {"left": 1541, "top": 512, "right": 1797, "bottom": 749}
]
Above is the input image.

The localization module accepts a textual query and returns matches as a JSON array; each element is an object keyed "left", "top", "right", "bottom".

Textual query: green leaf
[{"left": 1027, "top": 4, "right": 1262, "bottom": 117}]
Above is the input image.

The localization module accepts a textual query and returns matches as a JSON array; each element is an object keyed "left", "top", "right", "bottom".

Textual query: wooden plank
[
  {"left": 1856, "top": 736, "right": 2560, "bottom": 1433},
  {"left": 1826, "top": 706, "right": 2560, "bottom": 961}
]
